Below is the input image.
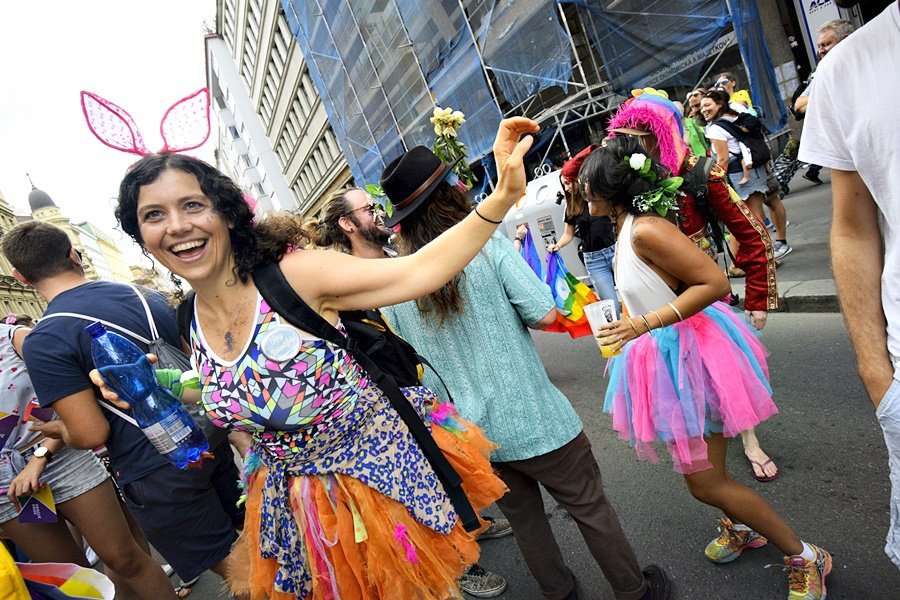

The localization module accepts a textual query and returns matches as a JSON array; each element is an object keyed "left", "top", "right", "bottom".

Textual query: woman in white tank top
[{"left": 577, "top": 137, "right": 832, "bottom": 599}]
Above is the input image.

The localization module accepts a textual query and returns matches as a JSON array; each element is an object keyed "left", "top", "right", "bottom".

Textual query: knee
[
  {"left": 685, "top": 479, "right": 723, "bottom": 507},
  {"left": 100, "top": 544, "right": 150, "bottom": 578}
]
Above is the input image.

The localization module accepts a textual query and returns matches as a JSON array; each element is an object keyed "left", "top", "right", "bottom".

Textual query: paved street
[{"left": 186, "top": 311, "right": 900, "bottom": 599}]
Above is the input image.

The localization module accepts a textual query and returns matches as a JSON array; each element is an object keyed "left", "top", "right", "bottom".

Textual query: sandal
[
  {"left": 175, "top": 575, "right": 200, "bottom": 599},
  {"left": 727, "top": 266, "right": 746, "bottom": 278},
  {"left": 749, "top": 458, "right": 779, "bottom": 482}
]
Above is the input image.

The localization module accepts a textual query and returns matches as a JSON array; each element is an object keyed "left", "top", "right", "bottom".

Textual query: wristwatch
[{"left": 33, "top": 446, "right": 53, "bottom": 461}]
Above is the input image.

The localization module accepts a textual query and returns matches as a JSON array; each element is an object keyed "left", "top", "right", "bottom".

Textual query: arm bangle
[
  {"left": 649, "top": 310, "right": 665, "bottom": 328},
  {"left": 667, "top": 302, "right": 684, "bottom": 322},
  {"left": 626, "top": 317, "right": 639, "bottom": 335},
  {"left": 473, "top": 205, "right": 503, "bottom": 225},
  {"left": 639, "top": 315, "right": 652, "bottom": 333}
]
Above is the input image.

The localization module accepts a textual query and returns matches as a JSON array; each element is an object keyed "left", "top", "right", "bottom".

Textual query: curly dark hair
[
  {"left": 578, "top": 136, "right": 671, "bottom": 215},
  {"left": 116, "top": 153, "right": 309, "bottom": 284},
  {"left": 393, "top": 182, "right": 470, "bottom": 323}
]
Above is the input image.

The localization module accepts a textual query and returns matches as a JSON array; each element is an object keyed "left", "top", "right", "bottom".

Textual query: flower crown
[
  {"left": 4, "top": 313, "right": 16, "bottom": 325},
  {"left": 624, "top": 153, "right": 683, "bottom": 217}
]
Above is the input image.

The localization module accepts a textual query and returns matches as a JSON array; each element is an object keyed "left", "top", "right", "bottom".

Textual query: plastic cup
[{"left": 584, "top": 299, "right": 621, "bottom": 358}]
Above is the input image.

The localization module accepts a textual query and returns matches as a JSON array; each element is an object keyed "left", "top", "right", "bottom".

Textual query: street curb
[{"left": 730, "top": 279, "right": 841, "bottom": 313}]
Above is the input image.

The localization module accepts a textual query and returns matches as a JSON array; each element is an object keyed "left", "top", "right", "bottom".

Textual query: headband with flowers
[
  {"left": 4, "top": 313, "right": 17, "bottom": 325},
  {"left": 625, "top": 153, "right": 684, "bottom": 217}
]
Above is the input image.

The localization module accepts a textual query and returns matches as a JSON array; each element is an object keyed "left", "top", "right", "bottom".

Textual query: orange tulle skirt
[{"left": 228, "top": 417, "right": 506, "bottom": 600}]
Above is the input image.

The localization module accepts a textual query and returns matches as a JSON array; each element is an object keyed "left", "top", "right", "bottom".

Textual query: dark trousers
[{"left": 492, "top": 432, "right": 646, "bottom": 600}]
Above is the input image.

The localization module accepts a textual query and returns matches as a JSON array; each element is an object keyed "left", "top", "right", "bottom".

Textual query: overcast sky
[{"left": 0, "top": 0, "right": 215, "bottom": 264}]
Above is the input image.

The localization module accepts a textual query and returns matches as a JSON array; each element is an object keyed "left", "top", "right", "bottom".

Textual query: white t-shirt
[
  {"left": 799, "top": 2, "right": 900, "bottom": 373},
  {"left": 705, "top": 117, "right": 742, "bottom": 161}
]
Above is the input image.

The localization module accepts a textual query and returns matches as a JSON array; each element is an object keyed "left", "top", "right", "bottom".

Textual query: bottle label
[{"left": 141, "top": 412, "right": 192, "bottom": 455}]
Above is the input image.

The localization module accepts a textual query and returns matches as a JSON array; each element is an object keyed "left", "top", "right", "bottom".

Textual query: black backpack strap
[
  {"left": 252, "top": 262, "right": 479, "bottom": 532},
  {"left": 176, "top": 291, "right": 196, "bottom": 347},
  {"left": 713, "top": 119, "right": 745, "bottom": 145}
]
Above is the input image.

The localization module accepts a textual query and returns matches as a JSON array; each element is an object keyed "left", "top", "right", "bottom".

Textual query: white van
[{"left": 499, "top": 166, "right": 590, "bottom": 285}]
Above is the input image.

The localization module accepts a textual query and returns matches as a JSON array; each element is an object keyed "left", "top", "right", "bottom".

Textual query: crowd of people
[{"left": 0, "top": 2, "right": 897, "bottom": 600}]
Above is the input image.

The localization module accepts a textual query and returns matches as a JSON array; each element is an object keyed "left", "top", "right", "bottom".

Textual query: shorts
[
  {"left": 0, "top": 446, "right": 109, "bottom": 523},
  {"left": 727, "top": 165, "right": 769, "bottom": 200},
  {"left": 876, "top": 378, "right": 900, "bottom": 568},
  {"left": 120, "top": 440, "right": 245, "bottom": 581}
]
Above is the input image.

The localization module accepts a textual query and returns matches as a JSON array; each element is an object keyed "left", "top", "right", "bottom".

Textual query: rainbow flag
[
  {"left": 544, "top": 252, "right": 598, "bottom": 338},
  {"left": 518, "top": 227, "right": 543, "bottom": 279}
]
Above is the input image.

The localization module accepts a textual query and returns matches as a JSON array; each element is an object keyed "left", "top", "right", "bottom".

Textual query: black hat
[{"left": 379, "top": 146, "right": 461, "bottom": 227}]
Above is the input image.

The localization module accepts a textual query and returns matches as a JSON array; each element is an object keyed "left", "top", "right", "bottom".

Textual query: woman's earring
[{"left": 610, "top": 206, "right": 619, "bottom": 237}]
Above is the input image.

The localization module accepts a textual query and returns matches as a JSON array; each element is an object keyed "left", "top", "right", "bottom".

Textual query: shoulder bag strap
[
  {"left": 127, "top": 284, "right": 160, "bottom": 340},
  {"left": 176, "top": 292, "right": 197, "bottom": 346},
  {"left": 39, "top": 313, "right": 152, "bottom": 346},
  {"left": 252, "top": 262, "right": 479, "bottom": 532}
]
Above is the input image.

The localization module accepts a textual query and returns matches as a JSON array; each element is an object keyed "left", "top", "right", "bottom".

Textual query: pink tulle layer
[{"left": 605, "top": 303, "right": 777, "bottom": 474}]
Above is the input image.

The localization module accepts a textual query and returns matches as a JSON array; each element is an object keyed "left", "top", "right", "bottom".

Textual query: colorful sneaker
[
  {"left": 457, "top": 564, "right": 507, "bottom": 598},
  {"left": 704, "top": 517, "right": 768, "bottom": 564},
  {"left": 783, "top": 544, "right": 832, "bottom": 600},
  {"left": 478, "top": 515, "right": 513, "bottom": 540}
]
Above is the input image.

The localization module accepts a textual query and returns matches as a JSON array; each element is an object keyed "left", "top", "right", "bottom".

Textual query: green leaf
[{"left": 364, "top": 183, "right": 384, "bottom": 197}]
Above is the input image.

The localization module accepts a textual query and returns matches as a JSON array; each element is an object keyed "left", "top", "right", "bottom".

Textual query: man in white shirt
[{"left": 798, "top": 0, "right": 900, "bottom": 568}]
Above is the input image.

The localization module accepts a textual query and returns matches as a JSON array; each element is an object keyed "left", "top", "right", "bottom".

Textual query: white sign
[{"left": 635, "top": 31, "right": 738, "bottom": 89}]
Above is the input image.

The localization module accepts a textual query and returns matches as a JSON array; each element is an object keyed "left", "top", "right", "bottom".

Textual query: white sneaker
[
  {"left": 85, "top": 545, "right": 100, "bottom": 567},
  {"left": 773, "top": 241, "right": 793, "bottom": 260}
]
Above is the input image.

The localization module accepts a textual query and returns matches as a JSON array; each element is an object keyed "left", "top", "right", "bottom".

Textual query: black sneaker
[
  {"left": 802, "top": 172, "right": 824, "bottom": 185},
  {"left": 641, "top": 564, "right": 672, "bottom": 600}
]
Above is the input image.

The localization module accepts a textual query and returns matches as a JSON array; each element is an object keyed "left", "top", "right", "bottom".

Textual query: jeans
[
  {"left": 583, "top": 246, "right": 620, "bottom": 315},
  {"left": 877, "top": 378, "right": 900, "bottom": 568}
]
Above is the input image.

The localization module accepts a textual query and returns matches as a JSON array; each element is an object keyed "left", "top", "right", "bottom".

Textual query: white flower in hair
[{"left": 629, "top": 153, "right": 648, "bottom": 171}]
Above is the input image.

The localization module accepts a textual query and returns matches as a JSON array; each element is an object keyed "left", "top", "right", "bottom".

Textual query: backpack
[
  {"left": 680, "top": 156, "right": 730, "bottom": 257},
  {"left": 714, "top": 114, "right": 772, "bottom": 171}
]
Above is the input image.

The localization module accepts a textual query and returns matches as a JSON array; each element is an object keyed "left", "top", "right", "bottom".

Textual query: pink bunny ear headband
[{"left": 81, "top": 88, "right": 211, "bottom": 156}]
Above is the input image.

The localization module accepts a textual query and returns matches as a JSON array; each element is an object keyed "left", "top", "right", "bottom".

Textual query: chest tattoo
[{"left": 224, "top": 331, "right": 235, "bottom": 353}]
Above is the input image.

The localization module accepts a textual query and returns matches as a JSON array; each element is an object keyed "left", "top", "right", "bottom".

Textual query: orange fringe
[{"left": 227, "top": 421, "right": 507, "bottom": 600}]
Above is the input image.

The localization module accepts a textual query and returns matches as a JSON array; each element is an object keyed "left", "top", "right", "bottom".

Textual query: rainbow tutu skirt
[{"left": 605, "top": 302, "right": 777, "bottom": 474}]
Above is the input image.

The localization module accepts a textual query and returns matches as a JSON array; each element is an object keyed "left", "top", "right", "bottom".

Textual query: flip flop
[
  {"left": 749, "top": 458, "right": 779, "bottom": 482},
  {"left": 175, "top": 575, "right": 200, "bottom": 599}
]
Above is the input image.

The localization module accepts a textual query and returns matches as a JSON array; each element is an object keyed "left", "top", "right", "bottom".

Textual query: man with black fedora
[{"left": 380, "top": 146, "right": 672, "bottom": 600}]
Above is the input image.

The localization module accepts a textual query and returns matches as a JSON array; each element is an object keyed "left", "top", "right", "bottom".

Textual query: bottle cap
[{"left": 84, "top": 322, "right": 107, "bottom": 338}]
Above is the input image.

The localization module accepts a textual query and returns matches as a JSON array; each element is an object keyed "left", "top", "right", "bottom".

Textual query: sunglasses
[
  {"left": 715, "top": 79, "right": 730, "bottom": 87},
  {"left": 343, "top": 202, "right": 382, "bottom": 217},
  {"left": 65, "top": 247, "right": 83, "bottom": 261}
]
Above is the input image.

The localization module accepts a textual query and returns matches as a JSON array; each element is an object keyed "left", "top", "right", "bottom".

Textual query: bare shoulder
[{"left": 631, "top": 215, "right": 678, "bottom": 244}]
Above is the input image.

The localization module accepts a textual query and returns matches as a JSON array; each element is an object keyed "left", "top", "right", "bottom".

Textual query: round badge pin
[{"left": 258, "top": 325, "right": 302, "bottom": 362}]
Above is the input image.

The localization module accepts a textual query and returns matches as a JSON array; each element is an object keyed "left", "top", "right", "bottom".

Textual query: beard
[{"left": 350, "top": 214, "right": 392, "bottom": 247}]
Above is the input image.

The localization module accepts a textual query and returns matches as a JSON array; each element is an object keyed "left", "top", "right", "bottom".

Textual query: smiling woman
[{"left": 112, "top": 118, "right": 539, "bottom": 599}]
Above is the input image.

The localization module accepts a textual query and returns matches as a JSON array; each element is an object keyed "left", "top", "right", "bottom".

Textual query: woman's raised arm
[{"left": 282, "top": 117, "right": 539, "bottom": 317}]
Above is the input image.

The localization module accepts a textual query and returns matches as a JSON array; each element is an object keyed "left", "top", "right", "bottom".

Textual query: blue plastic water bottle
[{"left": 85, "top": 322, "right": 208, "bottom": 469}]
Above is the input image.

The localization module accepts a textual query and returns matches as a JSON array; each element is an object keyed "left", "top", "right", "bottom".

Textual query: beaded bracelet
[
  {"left": 474, "top": 205, "right": 502, "bottom": 225},
  {"left": 667, "top": 302, "right": 684, "bottom": 322}
]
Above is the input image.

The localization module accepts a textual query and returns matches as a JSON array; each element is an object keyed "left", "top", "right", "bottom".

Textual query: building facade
[
  {"left": 207, "top": 0, "right": 353, "bottom": 218},
  {"left": 0, "top": 189, "right": 45, "bottom": 319}
]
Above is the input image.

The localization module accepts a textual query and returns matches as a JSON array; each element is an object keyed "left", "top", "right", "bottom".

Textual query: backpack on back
[{"left": 714, "top": 114, "right": 772, "bottom": 171}]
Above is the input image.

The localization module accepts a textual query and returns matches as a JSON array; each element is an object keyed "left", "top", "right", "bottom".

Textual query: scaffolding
[{"left": 282, "top": 0, "right": 786, "bottom": 186}]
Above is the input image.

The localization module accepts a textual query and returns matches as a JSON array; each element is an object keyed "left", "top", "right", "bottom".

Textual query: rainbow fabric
[
  {"left": 519, "top": 227, "right": 543, "bottom": 278},
  {"left": 543, "top": 253, "right": 598, "bottom": 338},
  {"left": 607, "top": 91, "right": 689, "bottom": 175}
]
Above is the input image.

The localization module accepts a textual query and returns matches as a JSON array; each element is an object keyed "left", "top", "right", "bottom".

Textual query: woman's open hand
[{"left": 493, "top": 117, "right": 539, "bottom": 199}]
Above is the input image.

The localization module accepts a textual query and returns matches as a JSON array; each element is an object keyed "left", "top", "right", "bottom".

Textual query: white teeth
[{"left": 171, "top": 240, "right": 205, "bottom": 253}]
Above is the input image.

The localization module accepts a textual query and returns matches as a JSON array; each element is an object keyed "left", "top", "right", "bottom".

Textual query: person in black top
[{"left": 548, "top": 145, "right": 620, "bottom": 314}]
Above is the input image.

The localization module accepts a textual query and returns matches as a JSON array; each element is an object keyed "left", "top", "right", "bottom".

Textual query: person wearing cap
[
  {"left": 380, "top": 146, "right": 671, "bottom": 600},
  {"left": 607, "top": 91, "right": 782, "bottom": 483},
  {"left": 548, "top": 144, "right": 620, "bottom": 314}
]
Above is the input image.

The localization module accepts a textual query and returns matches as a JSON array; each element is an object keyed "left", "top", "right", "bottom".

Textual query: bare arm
[
  {"left": 528, "top": 308, "right": 558, "bottom": 330},
  {"left": 29, "top": 388, "right": 110, "bottom": 449},
  {"left": 547, "top": 223, "right": 577, "bottom": 252},
  {"left": 282, "top": 118, "right": 539, "bottom": 318},
  {"left": 831, "top": 169, "right": 894, "bottom": 407},
  {"left": 710, "top": 139, "right": 730, "bottom": 172},
  {"left": 600, "top": 216, "right": 730, "bottom": 350},
  {"left": 794, "top": 95, "right": 809, "bottom": 114}
]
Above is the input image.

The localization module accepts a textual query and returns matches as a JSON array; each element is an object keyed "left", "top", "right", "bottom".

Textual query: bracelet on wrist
[{"left": 473, "top": 205, "right": 503, "bottom": 225}]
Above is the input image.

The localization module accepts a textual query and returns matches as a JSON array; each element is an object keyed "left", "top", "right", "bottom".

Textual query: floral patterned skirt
[{"left": 226, "top": 387, "right": 506, "bottom": 600}]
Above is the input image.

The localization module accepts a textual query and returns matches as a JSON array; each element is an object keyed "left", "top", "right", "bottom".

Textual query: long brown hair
[
  {"left": 393, "top": 182, "right": 470, "bottom": 323},
  {"left": 564, "top": 184, "right": 586, "bottom": 220},
  {"left": 307, "top": 188, "right": 359, "bottom": 253}
]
